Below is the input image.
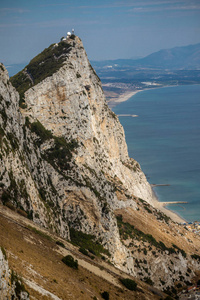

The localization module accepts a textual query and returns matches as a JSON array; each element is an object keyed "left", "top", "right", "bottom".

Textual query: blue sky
[{"left": 0, "top": 0, "right": 200, "bottom": 65}]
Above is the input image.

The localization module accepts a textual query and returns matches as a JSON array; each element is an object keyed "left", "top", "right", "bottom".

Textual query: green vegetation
[
  {"left": 79, "top": 247, "right": 89, "bottom": 256},
  {"left": 0, "top": 107, "right": 8, "bottom": 125},
  {"left": 172, "top": 244, "right": 187, "bottom": 258},
  {"left": 30, "top": 120, "right": 53, "bottom": 144},
  {"left": 1, "top": 191, "right": 10, "bottom": 204},
  {"left": 56, "top": 241, "right": 65, "bottom": 248},
  {"left": 10, "top": 41, "right": 73, "bottom": 104},
  {"left": 28, "top": 225, "right": 53, "bottom": 241},
  {"left": 11, "top": 270, "right": 29, "bottom": 298},
  {"left": 69, "top": 228, "right": 110, "bottom": 257},
  {"left": 109, "top": 110, "right": 117, "bottom": 120},
  {"left": 5, "top": 202, "right": 15, "bottom": 211},
  {"left": 1, "top": 246, "right": 7, "bottom": 260},
  {"left": 44, "top": 136, "right": 78, "bottom": 169},
  {"left": 101, "top": 291, "right": 109, "bottom": 300},
  {"left": 26, "top": 118, "right": 79, "bottom": 170},
  {"left": 0, "top": 126, "right": 5, "bottom": 145},
  {"left": 79, "top": 247, "right": 95, "bottom": 259},
  {"left": 156, "top": 211, "right": 170, "bottom": 223},
  {"left": 116, "top": 215, "right": 179, "bottom": 254},
  {"left": 16, "top": 208, "right": 28, "bottom": 218},
  {"left": 144, "top": 206, "right": 152, "bottom": 214},
  {"left": 191, "top": 254, "right": 200, "bottom": 261},
  {"left": 62, "top": 255, "right": 78, "bottom": 269},
  {"left": 144, "top": 277, "right": 153, "bottom": 286},
  {"left": 120, "top": 278, "right": 137, "bottom": 291}
]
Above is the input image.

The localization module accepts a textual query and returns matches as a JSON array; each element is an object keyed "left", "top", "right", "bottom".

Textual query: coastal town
[
  {"left": 182, "top": 221, "right": 200, "bottom": 236},
  {"left": 179, "top": 280, "right": 200, "bottom": 299}
]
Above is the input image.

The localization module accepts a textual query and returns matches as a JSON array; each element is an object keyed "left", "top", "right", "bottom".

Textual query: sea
[{"left": 112, "top": 85, "right": 200, "bottom": 222}]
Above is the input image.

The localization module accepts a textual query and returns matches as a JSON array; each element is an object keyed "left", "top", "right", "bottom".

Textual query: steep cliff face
[
  {"left": 0, "top": 64, "right": 62, "bottom": 233},
  {"left": 1, "top": 36, "right": 200, "bottom": 293},
  {"left": 22, "top": 36, "right": 154, "bottom": 205},
  {"left": 4, "top": 36, "right": 154, "bottom": 269}
]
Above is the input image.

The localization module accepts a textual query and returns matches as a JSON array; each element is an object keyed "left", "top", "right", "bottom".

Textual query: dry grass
[
  {"left": 0, "top": 205, "right": 161, "bottom": 300},
  {"left": 115, "top": 203, "right": 200, "bottom": 256}
]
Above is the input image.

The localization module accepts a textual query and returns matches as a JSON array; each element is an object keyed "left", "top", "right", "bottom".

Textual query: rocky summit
[{"left": 0, "top": 35, "right": 200, "bottom": 299}]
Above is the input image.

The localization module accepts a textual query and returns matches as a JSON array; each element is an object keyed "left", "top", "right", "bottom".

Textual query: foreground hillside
[
  {"left": 0, "top": 204, "right": 166, "bottom": 299},
  {"left": 0, "top": 35, "right": 200, "bottom": 298}
]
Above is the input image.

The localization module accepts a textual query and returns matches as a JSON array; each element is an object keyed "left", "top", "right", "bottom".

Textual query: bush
[
  {"left": 5, "top": 202, "right": 16, "bottom": 211},
  {"left": 144, "top": 277, "right": 153, "bottom": 286},
  {"left": 172, "top": 244, "right": 187, "bottom": 258},
  {"left": 2, "top": 191, "right": 10, "bottom": 204},
  {"left": 191, "top": 254, "right": 200, "bottom": 261},
  {"left": 30, "top": 120, "right": 53, "bottom": 144},
  {"left": 56, "top": 241, "right": 65, "bottom": 248},
  {"left": 101, "top": 291, "right": 109, "bottom": 300},
  {"left": 120, "top": 278, "right": 137, "bottom": 291},
  {"left": 16, "top": 208, "right": 28, "bottom": 218},
  {"left": 69, "top": 228, "right": 110, "bottom": 257},
  {"left": 79, "top": 247, "right": 89, "bottom": 256},
  {"left": 62, "top": 255, "right": 78, "bottom": 269},
  {"left": 11, "top": 270, "right": 29, "bottom": 298}
]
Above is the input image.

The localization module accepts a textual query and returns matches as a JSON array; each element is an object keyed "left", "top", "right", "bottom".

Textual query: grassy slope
[{"left": 0, "top": 205, "right": 162, "bottom": 300}]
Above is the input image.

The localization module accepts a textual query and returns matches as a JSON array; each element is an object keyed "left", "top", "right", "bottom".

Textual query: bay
[{"left": 113, "top": 85, "right": 200, "bottom": 222}]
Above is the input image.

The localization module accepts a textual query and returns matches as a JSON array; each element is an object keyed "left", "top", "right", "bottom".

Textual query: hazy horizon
[{"left": 0, "top": 0, "right": 200, "bottom": 65}]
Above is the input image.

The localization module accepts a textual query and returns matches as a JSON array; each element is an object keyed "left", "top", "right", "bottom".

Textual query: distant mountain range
[{"left": 92, "top": 43, "right": 200, "bottom": 70}]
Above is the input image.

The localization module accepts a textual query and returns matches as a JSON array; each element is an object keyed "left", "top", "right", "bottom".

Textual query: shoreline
[
  {"left": 107, "top": 86, "right": 188, "bottom": 224},
  {"left": 107, "top": 89, "right": 144, "bottom": 108},
  {"left": 150, "top": 187, "right": 186, "bottom": 224},
  {"left": 153, "top": 199, "right": 187, "bottom": 224}
]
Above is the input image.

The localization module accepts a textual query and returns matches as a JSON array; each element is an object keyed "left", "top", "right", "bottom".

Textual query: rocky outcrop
[
  {"left": 1, "top": 35, "right": 199, "bottom": 293},
  {"left": 0, "top": 248, "right": 29, "bottom": 299},
  {"left": 0, "top": 248, "right": 13, "bottom": 299},
  {"left": 0, "top": 36, "right": 154, "bottom": 272},
  {"left": 0, "top": 37, "right": 154, "bottom": 268},
  {"left": 23, "top": 36, "right": 154, "bottom": 205}
]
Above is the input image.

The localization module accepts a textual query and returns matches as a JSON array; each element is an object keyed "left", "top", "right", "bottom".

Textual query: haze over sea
[{"left": 113, "top": 85, "right": 200, "bottom": 222}]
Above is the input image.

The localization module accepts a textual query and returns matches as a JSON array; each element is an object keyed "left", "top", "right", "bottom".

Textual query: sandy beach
[
  {"left": 153, "top": 200, "right": 186, "bottom": 223},
  {"left": 107, "top": 89, "right": 143, "bottom": 107},
  {"left": 108, "top": 88, "right": 187, "bottom": 224}
]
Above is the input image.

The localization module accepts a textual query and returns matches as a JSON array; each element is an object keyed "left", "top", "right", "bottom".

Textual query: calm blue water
[{"left": 113, "top": 85, "right": 200, "bottom": 222}]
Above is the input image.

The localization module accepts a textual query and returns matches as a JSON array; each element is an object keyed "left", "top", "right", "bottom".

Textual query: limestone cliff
[
  {"left": 0, "top": 247, "right": 29, "bottom": 299},
  {"left": 5, "top": 36, "right": 154, "bottom": 269},
  {"left": 0, "top": 37, "right": 153, "bottom": 273},
  {"left": 1, "top": 36, "right": 200, "bottom": 294}
]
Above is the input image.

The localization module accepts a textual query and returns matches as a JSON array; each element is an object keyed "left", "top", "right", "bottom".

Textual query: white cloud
[
  {"left": 0, "top": 8, "right": 30, "bottom": 14},
  {"left": 34, "top": 18, "right": 107, "bottom": 28},
  {"left": 74, "top": 0, "right": 200, "bottom": 11}
]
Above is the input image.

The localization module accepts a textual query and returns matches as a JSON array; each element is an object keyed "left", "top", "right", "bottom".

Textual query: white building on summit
[{"left": 60, "top": 29, "right": 75, "bottom": 41}]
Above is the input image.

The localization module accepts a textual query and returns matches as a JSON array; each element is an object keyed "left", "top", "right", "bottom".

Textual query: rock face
[
  {"left": 1, "top": 37, "right": 154, "bottom": 270},
  {"left": 1, "top": 36, "right": 200, "bottom": 293},
  {"left": 0, "top": 37, "right": 153, "bottom": 272},
  {"left": 0, "top": 248, "right": 13, "bottom": 299},
  {"left": 23, "top": 36, "right": 154, "bottom": 205},
  {"left": 0, "top": 248, "right": 29, "bottom": 299}
]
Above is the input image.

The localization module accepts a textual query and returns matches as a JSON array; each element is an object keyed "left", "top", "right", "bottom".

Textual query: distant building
[{"left": 67, "top": 32, "right": 71, "bottom": 38}]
